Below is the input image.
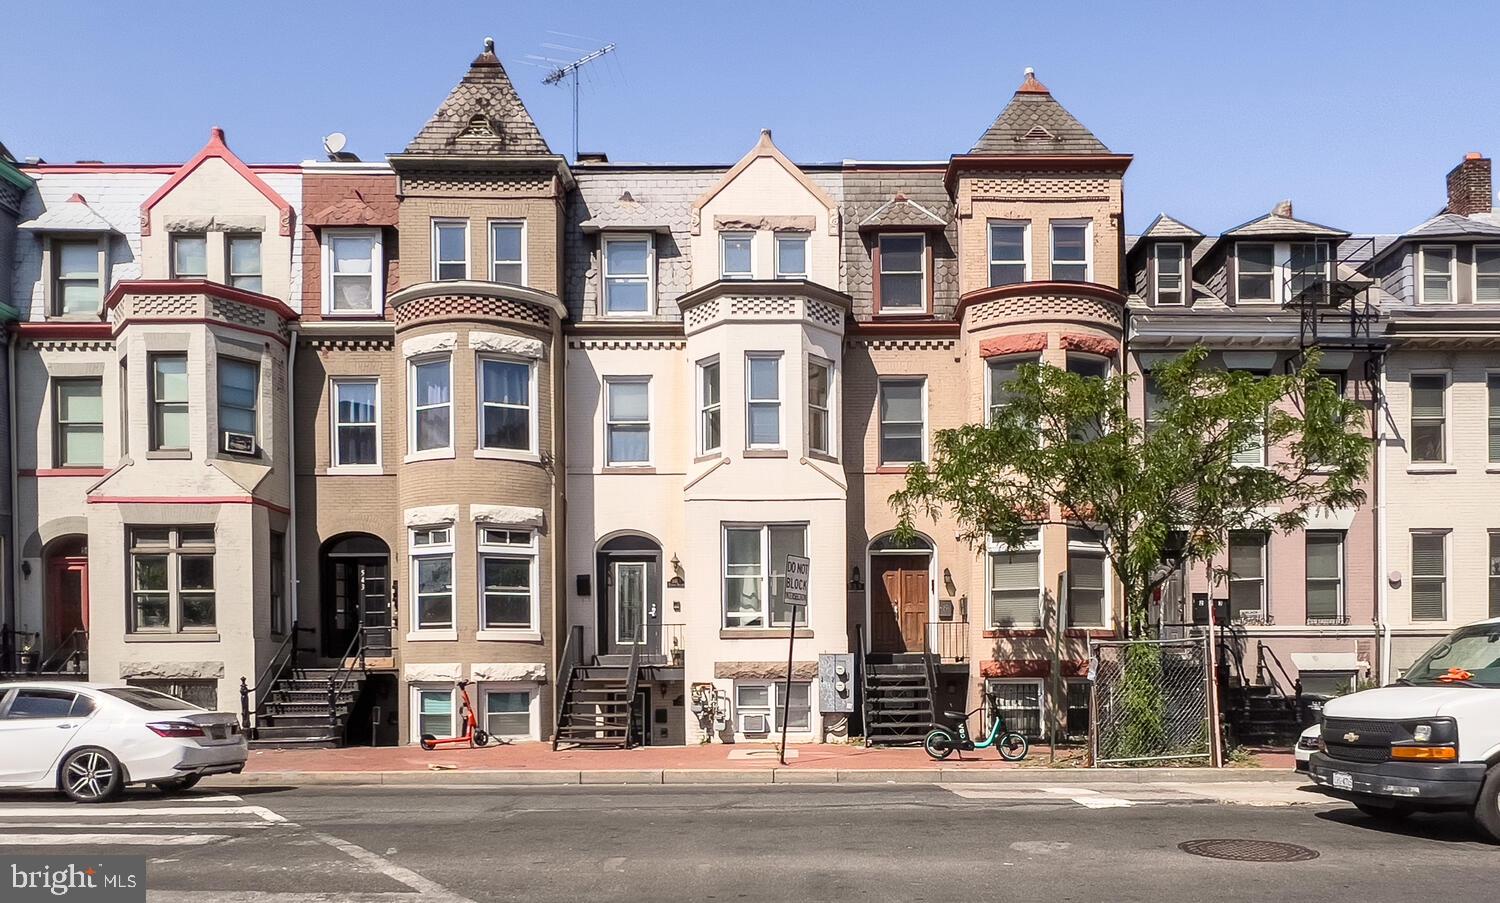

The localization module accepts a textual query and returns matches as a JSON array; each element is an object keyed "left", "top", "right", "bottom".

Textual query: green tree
[{"left": 890, "top": 346, "right": 1369, "bottom": 636}]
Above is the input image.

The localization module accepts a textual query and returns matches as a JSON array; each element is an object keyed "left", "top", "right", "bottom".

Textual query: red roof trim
[
  {"left": 139, "top": 127, "right": 294, "bottom": 237},
  {"left": 12, "top": 321, "right": 113, "bottom": 340},
  {"left": 955, "top": 280, "right": 1127, "bottom": 321},
  {"left": 26, "top": 163, "right": 299, "bottom": 174},
  {"left": 104, "top": 279, "right": 300, "bottom": 321}
]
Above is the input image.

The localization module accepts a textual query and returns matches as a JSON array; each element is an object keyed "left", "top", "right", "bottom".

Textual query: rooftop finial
[
  {"left": 1017, "top": 67, "right": 1049, "bottom": 94},
  {"left": 484, "top": 37, "right": 495, "bottom": 53}
]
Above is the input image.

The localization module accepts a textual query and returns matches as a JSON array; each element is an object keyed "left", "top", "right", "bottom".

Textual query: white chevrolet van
[{"left": 1308, "top": 617, "right": 1500, "bottom": 842}]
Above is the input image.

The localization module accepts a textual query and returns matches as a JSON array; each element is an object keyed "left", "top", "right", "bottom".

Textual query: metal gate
[{"left": 1090, "top": 636, "right": 1213, "bottom": 766}]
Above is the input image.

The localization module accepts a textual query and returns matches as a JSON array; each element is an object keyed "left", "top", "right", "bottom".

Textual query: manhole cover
[{"left": 1178, "top": 839, "right": 1319, "bottom": 863}]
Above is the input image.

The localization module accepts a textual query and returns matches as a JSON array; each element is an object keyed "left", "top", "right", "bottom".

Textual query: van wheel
[
  {"left": 1473, "top": 764, "right": 1500, "bottom": 844},
  {"left": 59, "top": 748, "right": 124, "bottom": 804}
]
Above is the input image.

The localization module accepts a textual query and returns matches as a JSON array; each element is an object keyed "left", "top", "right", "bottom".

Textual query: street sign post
[{"left": 780, "top": 554, "right": 810, "bottom": 765}]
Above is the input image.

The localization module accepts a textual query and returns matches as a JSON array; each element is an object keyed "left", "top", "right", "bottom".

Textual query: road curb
[{"left": 207, "top": 766, "right": 1304, "bottom": 789}]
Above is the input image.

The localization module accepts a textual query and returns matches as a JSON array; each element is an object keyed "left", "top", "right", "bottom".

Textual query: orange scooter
[{"left": 419, "top": 679, "right": 492, "bottom": 750}]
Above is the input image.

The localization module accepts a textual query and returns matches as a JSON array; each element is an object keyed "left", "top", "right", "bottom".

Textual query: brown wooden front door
[
  {"left": 870, "top": 555, "right": 929, "bottom": 653},
  {"left": 46, "top": 557, "right": 88, "bottom": 651}
]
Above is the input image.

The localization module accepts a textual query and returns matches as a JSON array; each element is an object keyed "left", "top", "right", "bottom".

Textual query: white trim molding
[
  {"left": 404, "top": 505, "right": 460, "bottom": 528},
  {"left": 402, "top": 333, "right": 458, "bottom": 359}
]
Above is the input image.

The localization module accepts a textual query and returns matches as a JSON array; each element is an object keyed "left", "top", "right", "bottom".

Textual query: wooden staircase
[
  {"left": 249, "top": 667, "right": 366, "bottom": 749},
  {"left": 863, "top": 653, "right": 935, "bottom": 746}
]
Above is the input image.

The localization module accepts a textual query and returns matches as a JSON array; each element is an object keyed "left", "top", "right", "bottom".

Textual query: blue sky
[{"left": 4, "top": 0, "right": 1497, "bottom": 233}]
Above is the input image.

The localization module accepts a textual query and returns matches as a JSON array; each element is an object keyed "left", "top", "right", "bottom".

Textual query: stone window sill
[
  {"left": 720, "top": 628, "right": 814, "bottom": 639},
  {"left": 325, "top": 465, "right": 386, "bottom": 477},
  {"left": 475, "top": 448, "right": 542, "bottom": 464},
  {"left": 146, "top": 449, "right": 193, "bottom": 461},
  {"left": 406, "top": 629, "right": 459, "bottom": 642},
  {"left": 1406, "top": 465, "right": 1457, "bottom": 475},
  {"left": 125, "top": 632, "right": 220, "bottom": 643},
  {"left": 602, "top": 464, "right": 656, "bottom": 474},
  {"left": 743, "top": 448, "right": 788, "bottom": 459},
  {"left": 806, "top": 450, "right": 840, "bottom": 465},
  {"left": 404, "top": 450, "right": 455, "bottom": 464},
  {"left": 476, "top": 629, "right": 543, "bottom": 643}
]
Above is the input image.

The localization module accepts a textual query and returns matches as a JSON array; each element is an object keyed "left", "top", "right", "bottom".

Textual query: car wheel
[
  {"left": 1473, "top": 764, "right": 1500, "bottom": 844},
  {"left": 153, "top": 774, "right": 201, "bottom": 794},
  {"left": 1354, "top": 800, "right": 1413, "bottom": 822},
  {"left": 59, "top": 748, "right": 124, "bottom": 804}
]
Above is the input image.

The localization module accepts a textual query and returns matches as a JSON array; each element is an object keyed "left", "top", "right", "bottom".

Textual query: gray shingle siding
[{"left": 840, "top": 169, "right": 956, "bottom": 319}]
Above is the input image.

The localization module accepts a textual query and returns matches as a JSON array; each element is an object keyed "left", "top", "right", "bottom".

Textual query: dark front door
[
  {"left": 46, "top": 557, "right": 88, "bottom": 652},
  {"left": 324, "top": 556, "right": 389, "bottom": 657},
  {"left": 870, "top": 555, "right": 929, "bottom": 653},
  {"left": 599, "top": 555, "right": 660, "bottom": 656}
]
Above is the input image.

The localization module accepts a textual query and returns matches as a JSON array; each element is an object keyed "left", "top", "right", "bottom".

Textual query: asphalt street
[{"left": 0, "top": 782, "right": 1495, "bottom": 902}]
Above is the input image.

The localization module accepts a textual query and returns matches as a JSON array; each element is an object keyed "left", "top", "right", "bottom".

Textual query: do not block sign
[{"left": 784, "top": 555, "right": 810, "bottom": 607}]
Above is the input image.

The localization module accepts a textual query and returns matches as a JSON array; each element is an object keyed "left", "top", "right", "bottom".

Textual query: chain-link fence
[{"left": 1090, "top": 636, "right": 1214, "bottom": 766}]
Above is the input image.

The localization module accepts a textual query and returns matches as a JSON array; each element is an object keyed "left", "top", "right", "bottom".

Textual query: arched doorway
[
  {"left": 43, "top": 535, "right": 89, "bottom": 656},
  {"left": 867, "top": 531, "right": 934, "bottom": 653},
  {"left": 595, "top": 534, "right": 661, "bottom": 657},
  {"left": 320, "top": 534, "right": 390, "bottom": 658}
]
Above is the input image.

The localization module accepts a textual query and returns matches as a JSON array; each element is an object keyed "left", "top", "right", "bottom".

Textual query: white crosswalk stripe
[
  {"left": 0, "top": 791, "right": 292, "bottom": 848},
  {"left": 940, "top": 780, "right": 1326, "bottom": 809}
]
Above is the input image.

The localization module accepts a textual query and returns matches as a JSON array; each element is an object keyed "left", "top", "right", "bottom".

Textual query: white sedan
[
  {"left": 1294, "top": 723, "right": 1321, "bottom": 771},
  {"left": 0, "top": 682, "right": 247, "bottom": 803}
]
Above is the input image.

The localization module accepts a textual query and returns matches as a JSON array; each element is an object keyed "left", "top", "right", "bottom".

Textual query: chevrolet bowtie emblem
[{"left": 1343, "top": 732, "right": 1360, "bottom": 743}]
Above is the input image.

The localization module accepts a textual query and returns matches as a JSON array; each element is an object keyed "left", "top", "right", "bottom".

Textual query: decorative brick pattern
[
  {"left": 394, "top": 293, "right": 552, "bottom": 329},
  {"left": 806, "top": 299, "right": 843, "bottom": 329},
  {"left": 965, "top": 293, "right": 1124, "bottom": 330},
  {"left": 126, "top": 294, "right": 199, "bottom": 317},
  {"left": 728, "top": 295, "right": 797, "bottom": 318},
  {"left": 682, "top": 298, "right": 720, "bottom": 331},
  {"left": 400, "top": 173, "right": 552, "bottom": 196}
]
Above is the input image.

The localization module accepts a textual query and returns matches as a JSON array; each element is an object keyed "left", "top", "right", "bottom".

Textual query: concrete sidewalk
[{"left": 208, "top": 742, "right": 1301, "bottom": 788}]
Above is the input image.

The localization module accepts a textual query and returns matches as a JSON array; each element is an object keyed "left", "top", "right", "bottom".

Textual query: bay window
[
  {"left": 479, "top": 357, "right": 534, "bottom": 453},
  {"left": 723, "top": 524, "right": 806, "bottom": 628},
  {"left": 129, "top": 527, "right": 215, "bottom": 632},
  {"left": 808, "top": 359, "right": 832, "bottom": 455},
  {"left": 478, "top": 528, "right": 536, "bottom": 632},
  {"left": 698, "top": 358, "right": 721, "bottom": 455},
  {"left": 409, "top": 357, "right": 452, "bottom": 455},
  {"left": 746, "top": 354, "right": 782, "bottom": 448},
  {"left": 150, "top": 353, "right": 189, "bottom": 452},
  {"left": 217, "top": 357, "right": 259, "bottom": 452},
  {"left": 411, "top": 527, "right": 454, "bottom": 632},
  {"left": 490, "top": 221, "right": 524, "bottom": 284}
]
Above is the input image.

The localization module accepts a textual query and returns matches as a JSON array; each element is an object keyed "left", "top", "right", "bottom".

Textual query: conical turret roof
[
  {"left": 970, "top": 68, "right": 1109, "bottom": 156},
  {"left": 404, "top": 37, "right": 552, "bottom": 157}
]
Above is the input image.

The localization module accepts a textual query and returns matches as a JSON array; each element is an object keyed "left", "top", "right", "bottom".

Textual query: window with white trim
[
  {"left": 735, "top": 681, "right": 811, "bottom": 735},
  {"left": 1050, "top": 220, "right": 1090, "bottom": 282},
  {"left": 986, "top": 356, "right": 1034, "bottom": 423},
  {"left": 53, "top": 239, "right": 102, "bottom": 315},
  {"left": 484, "top": 688, "right": 535, "bottom": 739},
  {"left": 410, "top": 527, "right": 454, "bottom": 631},
  {"left": 1228, "top": 531, "right": 1267, "bottom": 619},
  {"left": 602, "top": 235, "right": 651, "bottom": 314},
  {"left": 1230, "top": 371, "right": 1267, "bottom": 467},
  {"left": 1419, "top": 245, "right": 1455, "bottom": 303},
  {"left": 1478, "top": 246, "right": 1500, "bottom": 303},
  {"left": 808, "top": 358, "right": 832, "bottom": 456},
  {"left": 171, "top": 234, "right": 207, "bottom": 279},
  {"left": 723, "top": 524, "right": 806, "bottom": 628},
  {"left": 775, "top": 233, "right": 807, "bottom": 279},
  {"left": 478, "top": 357, "right": 534, "bottom": 452},
  {"left": 490, "top": 221, "right": 524, "bottom": 284},
  {"left": 217, "top": 357, "right": 259, "bottom": 453},
  {"left": 604, "top": 377, "right": 650, "bottom": 465},
  {"left": 409, "top": 356, "right": 452, "bottom": 454},
  {"left": 746, "top": 354, "right": 782, "bottom": 447},
  {"left": 877, "top": 233, "right": 925, "bottom": 311},
  {"left": 323, "top": 229, "right": 383, "bottom": 315},
  {"left": 988, "top": 529, "right": 1041, "bottom": 628},
  {"left": 149, "top": 353, "right": 189, "bottom": 451},
  {"left": 1066, "top": 527, "right": 1107, "bottom": 627},
  {"left": 720, "top": 231, "right": 753, "bottom": 280},
  {"left": 129, "top": 527, "right": 215, "bottom": 633},
  {"left": 988, "top": 221, "right": 1028, "bottom": 286},
  {"left": 984, "top": 679, "right": 1043, "bottom": 738},
  {"left": 432, "top": 219, "right": 468, "bottom": 281},
  {"left": 1410, "top": 530, "right": 1447, "bottom": 621},
  {"left": 332, "top": 378, "right": 379, "bottom": 467},
  {"left": 227, "top": 234, "right": 262, "bottom": 292},
  {"left": 1488, "top": 530, "right": 1500, "bottom": 619},
  {"left": 1409, "top": 373, "right": 1447, "bottom": 463},
  {"left": 698, "top": 358, "right": 721, "bottom": 455},
  {"left": 879, "top": 377, "right": 924, "bottom": 465},
  {"left": 478, "top": 528, "right": 536, "bottom": 631},
  {"left": 54, "top": 377, "right": 103, "bottom": 468},
  {"left": 1305, "top": 530, "right": 1343, "bottom": 622},
  {"left": 1236, "top": 243, "right": 1274, "bottom": 302},
  {"left": 1154, "top": 243, "right": 1185, "bottom": 305},
  {"left": 416, "top": 687, "right": 454, "bottom": 740}
]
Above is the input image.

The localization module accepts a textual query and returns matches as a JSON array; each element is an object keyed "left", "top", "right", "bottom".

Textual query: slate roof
[
  {"left": 1223, "top": 211, "right": 1349, "bottom": 239},
  {"left": 578, "top": 190, "right": 673, "bottom": 232},
  {"left": 19, "top": 193, "right": 118, "bottom": 233},
  {"left": 1139, "top": 213, "right": 1204, "bottom": 240},
  {"left": 305, "top": 191, "right": 398, "bottom": 228},
  {"left": 858, "top": 193, "right": 948, "bottom": 230},
  {"left": 403, "top": 38, "right": 552, "bottom": 157},
  {"left": 969, "top": 69, "right": 1110, "bottom": 156},
  {"left": 1403, "top": 212, "right": 1500, "bottom": 239}
]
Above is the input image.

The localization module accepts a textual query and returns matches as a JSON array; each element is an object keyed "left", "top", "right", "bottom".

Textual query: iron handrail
[
  {"left": 2, "top": 625, "right": 39, "bottom": 673},
  {"left": 325, "top": 625, "right": 369, "bottom": 741},
  {"left": 552, "top": 624, "right": 583, "bottom": 751},
  {"left": 920, "top": 631, "right": 940, "bottom": 723},
  {"left": 37, "top": 628, "right": 88, "bottom": 673},
  {"left": 1256, "top": 641, "right": 1302, "bottom": 699},
  {"left": 239, "top": 620, "right": 306, "bottom": 736},
  {"left": 855, "top": 623, "right": 871, "bottom": 747},
  {"left": 623, "top": 624, "right": 644, "bottom": 747}
]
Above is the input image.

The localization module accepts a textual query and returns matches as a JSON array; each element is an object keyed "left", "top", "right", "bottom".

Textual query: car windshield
[
  {"left": 1403, "top": 622, "right": 1500, "bottom": 688},
  {"left": 98, "top": 687, "right": 202, "bottom": 711}
]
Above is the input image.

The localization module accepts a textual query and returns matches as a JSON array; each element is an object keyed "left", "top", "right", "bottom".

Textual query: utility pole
[{"left": 543, "top": 43, "right": 616, "bottom": 163}]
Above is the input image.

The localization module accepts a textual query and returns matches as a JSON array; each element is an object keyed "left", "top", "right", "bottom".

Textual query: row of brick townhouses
[{"left": 2, "top": 42, "right": 1498, "bottom": 747}]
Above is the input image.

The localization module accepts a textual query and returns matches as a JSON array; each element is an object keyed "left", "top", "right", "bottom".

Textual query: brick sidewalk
[{"left": 242, "top": 742, "right": 1295, "bottom": 774}]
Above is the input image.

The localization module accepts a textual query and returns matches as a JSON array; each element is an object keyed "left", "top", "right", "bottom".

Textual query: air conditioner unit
[
  {"left": 740, "top": 712, "right": 769, "bottom": 734},
  {"left": 222, "top": 431, "right": 256, "bottom": 454}
]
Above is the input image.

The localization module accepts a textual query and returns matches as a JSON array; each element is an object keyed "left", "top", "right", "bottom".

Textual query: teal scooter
[{"left": 923, "top": 692, "right": 1029, "bottom": 761}]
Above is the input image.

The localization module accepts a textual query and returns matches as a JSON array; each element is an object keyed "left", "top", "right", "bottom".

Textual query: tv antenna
[{"left": 543, "top": 42, "right": 616, "bottom": 162}]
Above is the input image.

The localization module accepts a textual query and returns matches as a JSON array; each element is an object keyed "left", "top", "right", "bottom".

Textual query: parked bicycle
[{"left": 922, "top": 692, "right": 1029, "bottom": 761}]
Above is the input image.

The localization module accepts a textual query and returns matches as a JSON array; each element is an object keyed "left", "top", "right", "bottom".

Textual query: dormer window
[
  {"left": 171, "top": 234, "right": 208, "bottom": 279},
  {"left": 876, "top": 234, "right": 926, "bottom": 313},
  {"left": 1236, "top": 243, "right": 1275, "bottom": 303},
  {"left": 1419, "top": 245, "right": 1456, "bottom": 303},
  {"left": 53, "top": 240, "right": 102, "bottom": 315},
  {"left": 323, "top": 229, "right": 384, "bottom": 316},
  {"left": 602, "top": 234, "right": 652, "bottom": 315},
  {"left": 721, "top": 232, "right": 753, "bottom": 280},
  {"left": 1153, "top": 243, "right": 1185, "bottom": 305},
  {"left": 1478, "top": 246, "right": 1500, "bottom": 303}
]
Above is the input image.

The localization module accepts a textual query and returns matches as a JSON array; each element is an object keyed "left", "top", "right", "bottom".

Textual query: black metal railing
[
  {"left": 657, "top": 623, "right": 686, "bottom": 667},
  {"left": 325, "top": 626, "right": 370, "bottom": 743},
  {"left": 920, "top": 633, "right": 940, "bottom": 718},
  {"left": 37, "top": 628, "right": 88, "bottom": 674},
  {"left": 1256, "top": 641, "right": 1302, "bottom": 700},
  {"left": 2, "top": 624, "right": 39, "bottom": 673},
  {"left": 623, "top": 626, "right": 644, "bottom": 747},
  {"left": 855, "top": 624, "right": 871, "bottom": 748},
  {"left": 926, "top": 620, "right": 968, "bottom": 663},
  {"left": 239, "top": 620, "right": 309, "bottom": 738},
  {"left": 552, "top": 625, "right": 583, "bottom": 751}
]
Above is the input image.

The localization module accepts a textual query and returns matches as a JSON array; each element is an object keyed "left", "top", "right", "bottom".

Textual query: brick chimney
[{"left": 1445, "top": 152, "right": 1492, "bottom": 216}]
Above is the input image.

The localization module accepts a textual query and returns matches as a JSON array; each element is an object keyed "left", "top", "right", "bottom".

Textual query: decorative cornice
[
  {"left": 955, "top": 280, "right": 1126, "bottom": 321},
  {"left": 103, "top": 279, "right": 300, "bottom": 322},
  {"left": 944, "top": 153, "right": 1132, "bottom": 191},
  {"left": 388, "top": 279, "right": 567, "bottom": 320}
]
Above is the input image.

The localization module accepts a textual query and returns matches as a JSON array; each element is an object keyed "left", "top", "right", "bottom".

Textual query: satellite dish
[{"left": 322, "top": 132, "right": 347, "bottom": 157}]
